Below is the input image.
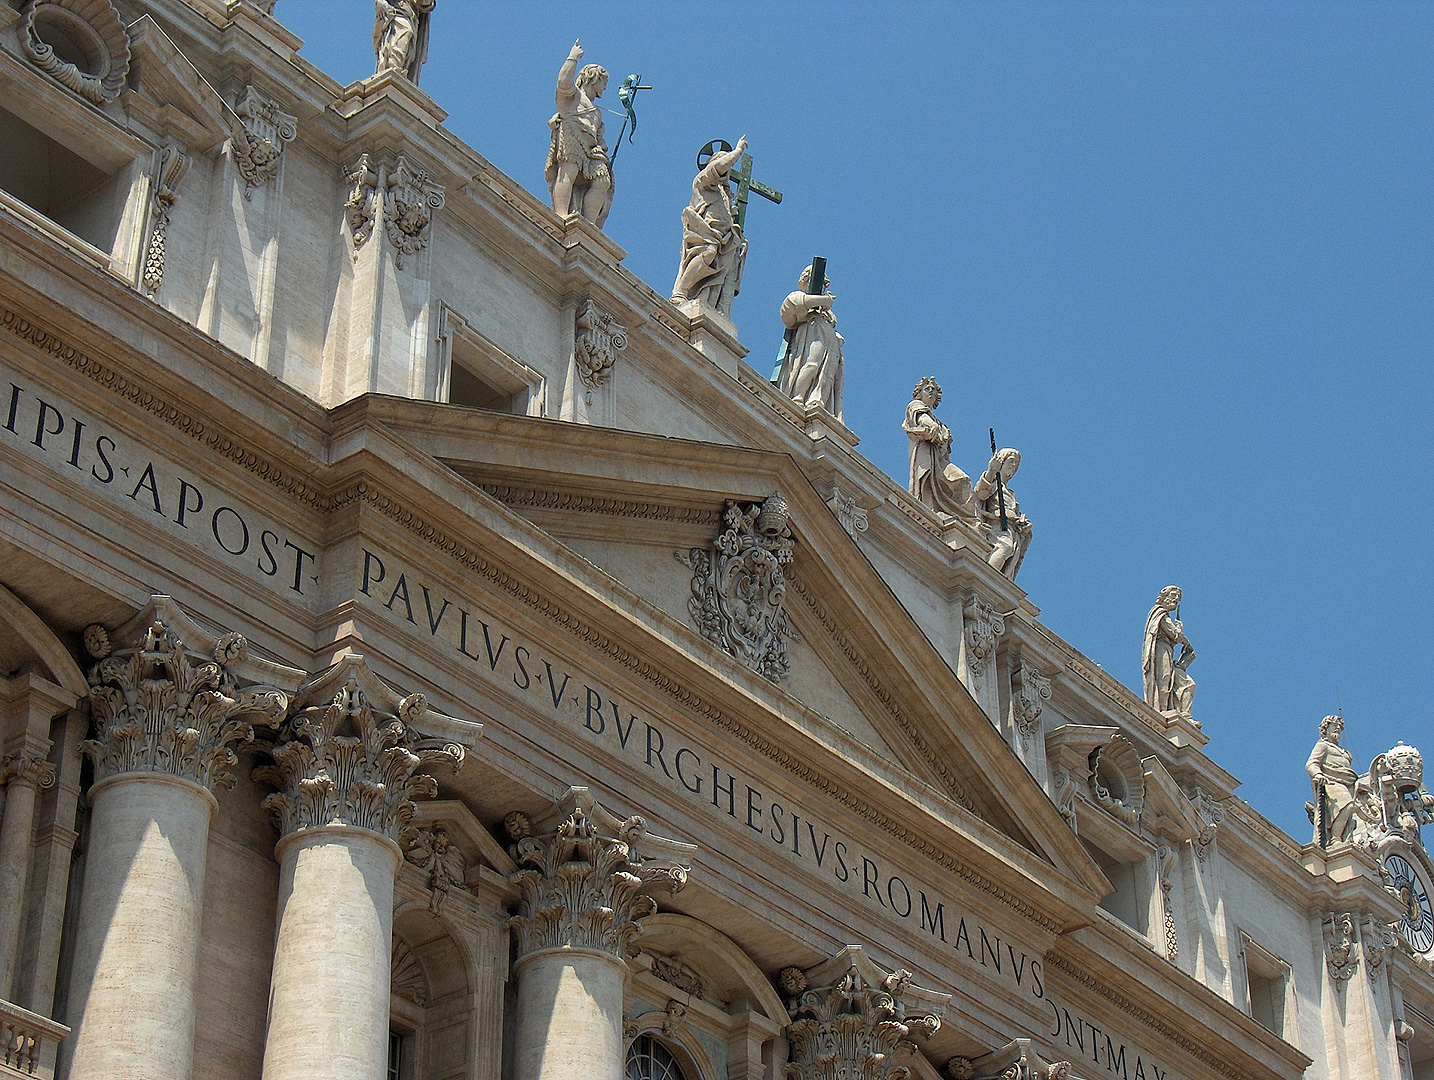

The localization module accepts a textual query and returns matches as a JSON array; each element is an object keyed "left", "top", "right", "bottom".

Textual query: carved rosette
[
  {"left": 507, "top": 787, "right": 695, "bottom": 962},
  {"left": 1324, "top": 912, "right": 1360, "bottom": 982},
  {"left": 83, "top": 613, "right": 287, "bottom": 793},
  {"left": 255, "top": 663, "right": 465, "bottom": 843},
  {"left": 402, "top": 824, "right": 467, "bottom": 914},
  {"left": 574, "top": 298, "right": 627, "bottom": 389},
  {"left": 142, "top": 145, "right": 190, "bottom": 297},
  {"left": 963, "top": 595, "right": 1006, "bottom": 679},
  {"left": 0, "top": 752, "right": 57, "bottom": 792},
  {"left": 345, "top": 153, "right": 378, "bottom": 255},
  {"left": 231, "top": 85, "right": 297, "bottom": 198},
  {"left": 1011, "top": 662, "right": 1051, "bottom": 748},
  {"left": 783, "top": 948, "right": 947, "bottom": 1080},
  {"left": 676, "top": 493, "right": 797, "bottom": 683},
  {"left": 383, "top": 157, "right": 445, "bottom": 268}
]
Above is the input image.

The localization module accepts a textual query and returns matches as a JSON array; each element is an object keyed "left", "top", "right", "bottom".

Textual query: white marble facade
[{"left": 0, "top": 4, "right": 1430, "bottom": 1080}]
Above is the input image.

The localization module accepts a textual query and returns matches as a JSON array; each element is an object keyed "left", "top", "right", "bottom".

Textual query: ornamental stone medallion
[{"left": 676, "top": 492, "right": 796, "bottom": 682}]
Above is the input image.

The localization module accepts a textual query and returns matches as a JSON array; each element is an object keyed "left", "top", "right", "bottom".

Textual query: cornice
[{"left": 476, "top": 484, "right": 722, "bottom": 529}]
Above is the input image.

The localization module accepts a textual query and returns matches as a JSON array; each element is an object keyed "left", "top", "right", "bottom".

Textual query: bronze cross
[{"left": 697, "top": 140, "right": 783, "bottom": 229}]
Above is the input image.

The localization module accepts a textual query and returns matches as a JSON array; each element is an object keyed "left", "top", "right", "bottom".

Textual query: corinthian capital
[
  {"left": 507, "top": 787, "right": 696, "bottom": 961},
  {"left": 82, "top": 598, "right": 296, "bottom": 793},
  {"left": 255, "top": 656, "right": 469, "bottom": 843},
  {"left": 781, "top": 945, "right": 949, "bottom": 1080}
]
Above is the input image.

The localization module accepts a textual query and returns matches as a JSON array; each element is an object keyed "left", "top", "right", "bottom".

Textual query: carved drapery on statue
[
  {"left": 506, "top": 787, "right": 695, "bottom": 961},
  {"left": 546, "top": 41, "right": 612, "bottom": 227},
  {"left": 946, "top": 1039, "right": 1072, "bottom": 1080},
  {"left": 676, "top": 492, "right": 796, "bottom": 683},
  {"left": 373, "top": 0, "right": 434, "bottom": 83},
  {"left": 1305, "top": 710, "right": 1432, "bottom": 852},
  {"left": 904, "top": 378, "right": 976, "bottom": 521},
  {"left": 1142, "top": 585, "right": 1195, "bottom": 722},
  {"left": 82, "top": 600, "right": 289, "bottom": 793},
  {"left": 254, "top": 657, "right": 466, "bottom": 842},
  {"left": 775, "top": 264, "right": 844, "bottom": 420},
  {"left": 975, "top": 448, "right": 1031, "bottom": 581},
  {"left": 781, "top": 945, "right": 948, "bottom": 1080}
]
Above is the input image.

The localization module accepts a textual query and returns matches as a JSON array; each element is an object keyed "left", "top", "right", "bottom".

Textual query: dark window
[
  {"left": 387, "top": 1031, "right": 404, "bottom": 1080},
  {"left": 626, "top": 1034, "right": 685, "bottom": 1080}
]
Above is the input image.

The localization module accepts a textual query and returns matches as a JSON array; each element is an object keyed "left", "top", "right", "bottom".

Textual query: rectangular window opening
[
  {"left": 388, "top": 1030, "right": 404, "bottom": 1080},
  {"left": 1082, "top": 837, "right": 1146, "bottom": 934},
  {"left": 1241, "top": 933, "right": 1289, "bottom": 1038},
  {"left": 439, "top": 306, "right": 543, "bottom": 416}
]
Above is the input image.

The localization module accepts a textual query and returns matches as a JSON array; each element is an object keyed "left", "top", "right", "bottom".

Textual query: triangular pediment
[{"left": 353, "top": 397, "right": 1111, "bottom": 907}]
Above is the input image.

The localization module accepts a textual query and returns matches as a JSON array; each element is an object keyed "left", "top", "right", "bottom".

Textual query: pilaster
[{"left": 957, "top": 591, "right": 1005, "bottom": 726}]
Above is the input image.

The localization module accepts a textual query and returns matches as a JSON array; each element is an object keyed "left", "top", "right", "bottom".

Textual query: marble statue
[
  {"left": 776, "top": 265, "right": 844, "bottom": 420},
  {"left": 1142, "top": 586, "right": 1196, "bottom": 721},
  {"left": 1306, "top": 715, "right": 1360, "bottom": 845},
  {"left": 546, "top": 41, "right": 612, "bottom": 228},
  {"left": 976, "top": 448, "right": 1031, "bottom": 580},
  {"left": 903, "top": 378, "right": 976, "bottom": 521},
  {"left": 671, "top": 136, "right": 749, "bottom": 316},
  {"left": 373, "top": 0, "right": 434, "bottom": 83}
]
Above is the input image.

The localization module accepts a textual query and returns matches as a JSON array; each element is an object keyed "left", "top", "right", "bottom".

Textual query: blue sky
[{"left": 277, "top": 1, "right": 1434, "bottom": 844}]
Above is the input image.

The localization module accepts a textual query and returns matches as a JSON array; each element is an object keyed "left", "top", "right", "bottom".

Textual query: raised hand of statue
[
  {"left": 735, "top": 134, "right": 749, "bottom": 155},
  {"left": 569, "top": 39, "right": 583, "bottom": 61}
]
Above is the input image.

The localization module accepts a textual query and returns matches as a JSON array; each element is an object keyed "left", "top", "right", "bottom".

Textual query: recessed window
[
  {"left": 387, "top": 1030, "right": 404, "bottom": 1080},
  {"left": 1082, "top": 837, "right": 1146, "bottom": 933},
  {"left": 626, "top": 1035, "right": 686, "bottom": 1080},
  {"left": 438, "top": 306, "right": 543, "bottom": 415},
  {"left": 1241, "top": 934, "right": 1290, "bottom": 1038}
]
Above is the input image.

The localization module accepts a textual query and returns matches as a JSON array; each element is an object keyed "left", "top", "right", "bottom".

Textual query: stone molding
[
  {"left": 82, "top": 599, "right": 290, "bottom": 793},
  {"left": 780, "top": 945, "right": 947, "bottom": 1080},
  {"left": 142, "top": 144, "right": 190, "bottom": 297},
  {"left": 947, "top": 1038, "right": 1072, "bottom": 1080},
  {"left": 1011, "top": 662, "right": 1051, "bottom": 749},
  {"left": 0, "top": 310, "right": 1057, "bottom": 933},
  {"left": 0, "top": 751, "right": 56, "bottom": 792},
  {"left": 231, "top": 85, "right": 297, "bottom": 198},
  {"left": 255, "top": 656, "right": 466, "bottom": 842},
  {"left": 477, "top": 484, "right": 722, "bottom": 527},
  {"left": 506, "top": 787, "right": 694, "bottom": 962},
  {"left": 825, "top": 482, "right": 869, "bottom": 538},
  {"left": 963, "top": 594, "right": 1006, "bottom": 679},
  {"left": 574, "top": 298, "right": 627, "bottom": 389},
  {"left": 676, "top": 493, "right": 796, "bottom": 683}
]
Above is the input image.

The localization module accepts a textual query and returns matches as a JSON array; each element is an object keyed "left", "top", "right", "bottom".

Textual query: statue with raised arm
[
  {"left": 903, "top": 378, "right": 976, "bottom": 521},
  {"left": 546, "top": 40, "right": 612, "bottom": 228},
  {"left": 373, "top": 0, "right": 434, "bottom": 83},
  {"left": 1142, "top": 586, "right": 1196, "bottom": 721},
  {"left": 776, "top": 264, "right": 844, "bottom": 420},
  {"left": 671, "top": 136, "right": 749, "bottom": 316},
  {"left": 1306, "top": 715, "right": 1360, "bottom": 845},
  {"left": 975, "top": 448, "right": 1031, "bottom": 579}
]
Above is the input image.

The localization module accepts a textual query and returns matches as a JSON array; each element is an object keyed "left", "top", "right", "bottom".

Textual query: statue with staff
[
  {"left": 774, "top": 257, "right": 844, "bottom": 420},
  {"left": 1305, "top": 714, "right": 1359, "bottom": 846},
  {"left": 976, "top": 433, "right": 1031, "bottom": 579},
  {"left": 546, "top": 40, "right": 613, "bottom": 228},
  {"left": 1142, "top": 585, "right": 1197, "bottom": 722},
  {"left": 373, "top": 0, "right": 435, "bottom": 83}
]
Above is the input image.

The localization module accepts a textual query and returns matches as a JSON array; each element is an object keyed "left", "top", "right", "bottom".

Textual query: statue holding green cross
[{"left": 671, "top": 137, "right": 782, "bottom": 318}]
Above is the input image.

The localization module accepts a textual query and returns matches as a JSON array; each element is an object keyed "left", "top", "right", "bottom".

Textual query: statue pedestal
[
  {"left": 802, "top": 404, "right": 858, "bottom": 449},
  {"left": 677, "top": 300, "right": 747, "bottom": 376}
]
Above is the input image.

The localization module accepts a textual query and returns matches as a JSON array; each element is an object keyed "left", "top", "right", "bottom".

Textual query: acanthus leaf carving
[
  {"left": 83, "top": 608, "right": 288, "bottom": 792},
  {"left": 963, "top": 595, "right": 1006, "bottom": 679},
  {"left": 945, "top": 1039, "right": 1072, "bottom": 1080},
  {"left": 676, "top": 493, "right": 796, "bottom": 683},
  {"left": 507, "top": 787, "right": 695, "bottom": 962},
  {"left": 783, "top": 946, "right": 948, "bottom": 1080},
  {"left": 574, "top": 298, "right": 627, "bottom": 390},
  {"left": 231, "top": 85, "right": 297, "bottom": 198},
  {"left": 0, "top": 752, "right": 57, "bottom": 792},
  {"left": 383, "top": 156, "right": 445, "bottom": 268},
  {"left": 1011, "top": 661, "right": 1051, "bottom": 749},
  {"left": 254, "top": 658, "right": 465, "bottom": 842}
]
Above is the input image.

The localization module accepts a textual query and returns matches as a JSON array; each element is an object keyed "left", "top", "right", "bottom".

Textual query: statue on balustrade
[
  {"left": 373, "top": 0, "right": 434, "bottom": 83},
  {"left": 775, "top": 264, "right": 844, "bottom": 420},
  {"left": 671, "top": 136, "right": 749, "bottom": 316},
  {"left": 1306, "top": 714, "right": 1360, "bottom": 845},
  {"left": 976, "top": 447, "right": 1031, "bottom": 580},
  {"left": 1142, "top": 585, "right": 1196, "bottom": 722},
  {"left": 546, "top": 40, "right": 613, "bottom": 228},
  {"left": 904, "top": 377, "right": 977, "bottom": 522}
]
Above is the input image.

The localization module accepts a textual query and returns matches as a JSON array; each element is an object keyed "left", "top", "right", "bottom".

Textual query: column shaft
[
  {"left": 513, "top": 950, "right": 626, "bottom": 1080},
  {"left": 0, "top": 777, "right": 39, "bottom": 995},
  {"left": 261, "top": 828, "right": 399, "bottom": 1080},
  {"left": 66, "top": 775, "right": 216, "bottom": 1080}
]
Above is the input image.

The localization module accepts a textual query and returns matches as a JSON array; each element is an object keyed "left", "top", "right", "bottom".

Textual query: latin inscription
[{"left": 360, "top": 548, "right": 1176, "bottom": 1080}]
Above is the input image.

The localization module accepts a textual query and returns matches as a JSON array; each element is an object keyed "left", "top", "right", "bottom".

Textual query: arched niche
[
  {"left": 0, "top": 582, "right": 87, "bottom": 699},
  {"left": 635, "top": 912, "right": 787, "bottom": 1023}
]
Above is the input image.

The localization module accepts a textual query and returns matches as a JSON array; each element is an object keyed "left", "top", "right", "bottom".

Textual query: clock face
[{"left": 1385, "top": 853, "right": 1434, "bottom": 957}]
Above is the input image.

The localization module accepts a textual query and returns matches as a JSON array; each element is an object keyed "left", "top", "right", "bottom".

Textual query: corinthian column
[
  {"left": 256, "top": 657, "right": 468, "bottom": 1080},
  {"left": 66, "top": 600, "right": 295, "bottom": 1080},
  {"left": 507, "top": 788, "right": 696, "bottom": 1080},
  {"left": 779, "top": 945, "right": 949, "bottom": 1080}
]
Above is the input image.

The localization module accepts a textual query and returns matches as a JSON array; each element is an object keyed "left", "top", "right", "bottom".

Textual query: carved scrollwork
[
  {"left": 83, "top": 611, "right": 288, "bottom": 792},
  {"left": 1156, "top": 843, "right": 1179, "bottom": 961},
  {"left": 1364, "top": 913, "right": 1397, "bottom": 978},
  {"left": 945, "top": 1039, "right": 1070, "bottom": 1080},
  {"left": 1011, "top": 662, "right": 1051, "bottom": 749},
  {"left": 574, "top": 298, "right": 627, "bottom": 389},
  {"left": 826, "top": 483, "right": 869, "bottom": 538},
  {"left": 507, "top": 788, "right": 695, "bottom": 962},
  {"left": 676, "top": 493, "right": 797, "bottom": 683},
  {"left": 19, "top": 0, "right": 131, "bottom": 104},
  {"left": 383, "top": 157, "right": 445, "bottom": 268},
  {"left": 647, "top": 951, "right": 706, "bottom": 1000},
  {"left": 345, "top": 153, "right": 379, "bottom": 255},
  {"left": 1324, "top": 912, "right": 1360, "bottom": 982},
  {"left": 963, "top": 595, "right": 1006, "bottom": 679},
  {"left": 1190, "top": 785, "right": 1227, "bottom": 864},
  {"left": 1088, "top": 734, "right": 1143, "bottom": 826},
  {"left": 231, "top": 86, "right": 297, "bottom": 198},
  {"left": 0, "top": 752, "right": 57, "bottom": 792}
]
